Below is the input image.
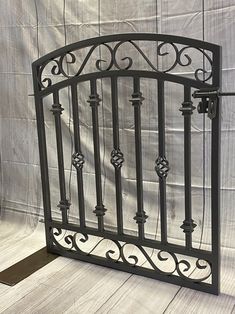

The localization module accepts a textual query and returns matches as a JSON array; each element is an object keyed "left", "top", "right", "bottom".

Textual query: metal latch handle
[{"left": 192, "top": 89, "right": 235, "bottom": 119}]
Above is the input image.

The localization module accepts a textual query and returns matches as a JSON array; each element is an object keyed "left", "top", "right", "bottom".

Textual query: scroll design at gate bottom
[{"left": 50, "top": 227, "right": 212, "bottom": 284}]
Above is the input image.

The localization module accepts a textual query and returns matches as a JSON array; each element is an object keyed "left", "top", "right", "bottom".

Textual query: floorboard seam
[
  {"left": 94, "top": 273, "right": 133, "bottom": 314},
  {"left": 162, "top": 287, "right": 182, "bottom": 314}
]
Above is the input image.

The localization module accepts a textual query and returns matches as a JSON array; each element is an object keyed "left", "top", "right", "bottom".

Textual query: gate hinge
[{"left": 192, "top": 88, "right": 219, "bottom": 120}]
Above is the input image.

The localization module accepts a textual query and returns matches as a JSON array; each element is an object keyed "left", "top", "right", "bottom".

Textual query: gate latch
[
  {"left": 192, "top": 89, "right": 219, "bottom": 120},
  {"left": 192, "top": 88, "right": 235, "bottom": 120}
]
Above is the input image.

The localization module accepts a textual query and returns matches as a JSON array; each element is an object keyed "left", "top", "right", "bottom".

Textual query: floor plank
[
  {"left": 95, "top": 274, "right": 179, "bottom": 314},
  {"left": 1, "top": 262, "right": 129, "bottom": 314}
]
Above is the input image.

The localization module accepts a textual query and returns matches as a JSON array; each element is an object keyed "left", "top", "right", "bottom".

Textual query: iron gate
[{"left": 32, "top": 33, "right": 221, "bottom": 294}]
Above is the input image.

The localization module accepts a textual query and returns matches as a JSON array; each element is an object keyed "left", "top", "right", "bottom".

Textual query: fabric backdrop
[{"left": 0, "top": 0, "right": 235, "bottom": 250}]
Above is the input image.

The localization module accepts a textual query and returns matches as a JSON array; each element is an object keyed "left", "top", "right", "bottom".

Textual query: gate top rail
[{"left": 32, "top": 33, "right": 221, "bottom": 95}]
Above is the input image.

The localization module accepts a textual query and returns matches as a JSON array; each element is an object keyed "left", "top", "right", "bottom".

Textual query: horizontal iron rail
[
  {"left": 30, "top": 91, "right": 235, "bottom": 98},
  {"left": 32, "top": 33, "right": 220, "bottom": 67},
  {"left": 193, "top": 90, "right": 235, "bottom": 98},
  {"left": 49, "top": 220, "right": 213, "bottom": 261},
  {"left": 219, "top": 92, "right": 235, "bottom": 96},
  {"left": 36, "top": 70, "right": 212, "bottom": 98}
]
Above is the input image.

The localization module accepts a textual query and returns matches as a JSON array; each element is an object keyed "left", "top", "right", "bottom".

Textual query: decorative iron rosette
[
  {"left": 72, "top": 152, "right": 85, "bottom": 170},
  {"left": 155, "top": 156, "right": 170, "bottom": 178},
  {"left": 110, "top": 149, "right": 124, "bottom": 169}
]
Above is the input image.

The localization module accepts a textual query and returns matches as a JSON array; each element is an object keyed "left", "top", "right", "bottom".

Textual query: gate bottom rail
[{"left": 47, "top": 221, "right": 218, "bottom": 294}]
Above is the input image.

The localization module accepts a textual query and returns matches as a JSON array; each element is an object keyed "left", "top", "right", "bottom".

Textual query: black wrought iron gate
[{"left": 32, "top": 33, "right": 222, "bottom": 294}]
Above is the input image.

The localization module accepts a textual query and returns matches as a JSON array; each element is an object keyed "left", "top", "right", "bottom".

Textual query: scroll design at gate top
[
  {"left": 37, "top": 40, "right": 213, "bottom": 89},
  {"left": 51, "top": 227, "right": 212, "bottom": 283}
]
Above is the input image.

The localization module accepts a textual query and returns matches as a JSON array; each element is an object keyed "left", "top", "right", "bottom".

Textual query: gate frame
[{"left": 32, "top": 33, "right": 221, "bottom": 295}]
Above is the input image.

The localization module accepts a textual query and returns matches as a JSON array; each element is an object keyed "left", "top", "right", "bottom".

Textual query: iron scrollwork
[
  {"left": 50, "top": 228, "right": 212, "bottom": 284},
  {"left": 37, "top": 40, "right": 213, "bottom": 89}
]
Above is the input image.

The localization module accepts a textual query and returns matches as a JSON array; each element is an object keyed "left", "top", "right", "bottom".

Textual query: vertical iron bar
[
  {"left": 211, "top": 47, "right": 222, "bottom": 294},
  {"left": 211, "top": 97, "right": 221, "bottom": 294},
  {"left": 88, "top": 79, "right": 106, "bottom": 231},
  {"left": 52, "top": 90, "right": 69, "bottom": 224},
  {"left": 131, "top": 77, "right": 147, "bottom": 240},
  {"left": 184, "top": 86, "right": 192, "bottom": 248},
  {"left": 157, "top": 80, "right": 167, "bottom": 244},
  {"left": 34, "top": 95, "right": 52, "bottom": 248},
  {"left": 71, "top": 83, "right": 85, "bottom": 228},
  {"left": 111, "top": 77, "right": 124, "bottom": 234},
  {"left": 180, "top": 86, "right": 196, "bottom": 249}
]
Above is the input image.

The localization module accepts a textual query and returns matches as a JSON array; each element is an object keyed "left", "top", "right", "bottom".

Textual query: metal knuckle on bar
[
  {"left": 50, "top": 103, "right": 64, "bottom": 114},
  {"left": 93, "top": 204, "right": 107, "bottom": 217},
  {"left": 129, "top": 92, "right": 145, "bottom": 106},
  {"left": 133, "top": 211, "right": 148, "bottom": 224},
  {"left": 180, "top": 219, "right": 197, "bottom": 234},
  {"left": 179, "top": 100, "right": 196, "bottom": 115},
  {"left": 87, "top": 94, "right": 101, "bottom": 106},
  {"left": 57, "top": 199, "right": 71, "bottom": 211}
]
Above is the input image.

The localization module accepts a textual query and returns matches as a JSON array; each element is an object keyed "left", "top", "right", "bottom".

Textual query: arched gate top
[{"left": 32, "top": 32, "right": 221, "bottom": 95}]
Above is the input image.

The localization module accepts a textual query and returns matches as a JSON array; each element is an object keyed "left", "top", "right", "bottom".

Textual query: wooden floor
[{"left": 0, "top": 211, "right": 235, "bottom": 314}]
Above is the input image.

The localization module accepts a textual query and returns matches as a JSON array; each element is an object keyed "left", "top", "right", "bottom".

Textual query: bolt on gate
[{"left": 33, "top": 33, "right": 224, "bottom": 294}]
